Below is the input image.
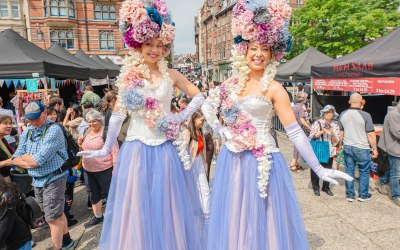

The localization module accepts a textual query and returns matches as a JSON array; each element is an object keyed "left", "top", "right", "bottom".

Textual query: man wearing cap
[
  {"left": 11, "top": 101, "right": 75, "bottom": 250},
  {"left": 339, "top": 93, "right": 378, "bottom": 202}
]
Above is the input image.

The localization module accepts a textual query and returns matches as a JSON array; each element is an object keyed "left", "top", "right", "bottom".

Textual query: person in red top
[{"left": 183, "top": 111, "right": 210, "bottom": 218}]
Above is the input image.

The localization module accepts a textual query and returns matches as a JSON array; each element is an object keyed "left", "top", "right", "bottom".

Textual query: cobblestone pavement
[{"left": 33, "top": 134, "right": 400, "bottom": 249}]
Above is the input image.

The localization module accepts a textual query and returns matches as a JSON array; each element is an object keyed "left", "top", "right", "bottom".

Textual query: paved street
[{"left": 32, "top": 134, "right": 400, "bottom": 249}]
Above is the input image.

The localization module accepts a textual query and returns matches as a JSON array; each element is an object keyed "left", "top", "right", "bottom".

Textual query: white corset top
[
  {"left": 225, "top": 95, "right": 279, "bottom": 153},
  {"left": 125, "top": 79, "right": 174, "bottom": 146}
]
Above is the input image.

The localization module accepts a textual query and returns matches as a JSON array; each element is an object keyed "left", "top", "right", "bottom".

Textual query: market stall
[{"left": 311, "top": 27, "right": 400, "bottom": 95}]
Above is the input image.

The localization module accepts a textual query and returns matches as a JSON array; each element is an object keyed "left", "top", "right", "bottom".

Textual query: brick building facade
[
  {"left": 28, "top": 0, "right": 127, "bottom": 63},
  {"left": 196, "top": 0, "right": 305, "bottom": 82}
]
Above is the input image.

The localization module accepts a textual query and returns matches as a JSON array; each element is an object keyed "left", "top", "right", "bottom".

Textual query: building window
[
  {"left": 94, "top": 4, "right": 116, "bottom": 20},
  {"left": 11, "top": 2, "right": 19, "bottom": 18},
  {"left": 296, "top": 0, "right": 303, "bottom": 4},
  {"left": 0, "top": 2, "right": 8, "bottom": 17},
  {"left": 0, "top": 0, "right": 20, "bottom": 18},
  {"left": 100, "top": 31, "right": 114, "bottom": 50},
  {"left": 50, "top": 0, "right": 66, "bottom": 16},
  {"left": 50, "top": 29, "right": 74, "bottom": 49},
  {"left": 68, "top": 1, "right": 75, "bottom": 18},
  {"left": 43, "top": 0, "right": 47, "bottom": 16}
]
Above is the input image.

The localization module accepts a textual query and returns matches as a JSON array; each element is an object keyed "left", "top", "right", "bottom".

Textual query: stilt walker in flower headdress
[
  {"left": 202, "top": 0, "right": 353, "bottom": 249},
  {"left": 77, "top": 1, "right": 206, "bottom": 249}
]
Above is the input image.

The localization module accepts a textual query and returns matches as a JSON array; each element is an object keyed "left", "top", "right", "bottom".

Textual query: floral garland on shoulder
[
  {"left": 207, "top": 49, "right": 279, "bottom": 198},
  {"left": 116, "top": 51, "right": 191, "bottom": 170}
]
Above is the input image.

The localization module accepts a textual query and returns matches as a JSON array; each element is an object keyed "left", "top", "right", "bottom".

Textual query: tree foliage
[{"left": 288, "top": 0, "right": 400, "bottom": 59}]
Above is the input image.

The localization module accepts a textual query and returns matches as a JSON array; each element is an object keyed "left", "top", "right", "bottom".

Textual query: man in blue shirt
[{"left": 12, "top": 101, "right": 75, "bottom": 250}]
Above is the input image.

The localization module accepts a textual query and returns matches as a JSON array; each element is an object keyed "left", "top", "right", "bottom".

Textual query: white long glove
[
  {"left": 284, "top": 122, "right": 353, "bottom": 184},
  {"left": 77, "top": 111, "right": 126, "bottom": 158},
  {"left": 201, "top": 98, "right": 232, "bottom": 140},
  {"left": 167, "top": 93, "right": 205, "bottom": 124}
]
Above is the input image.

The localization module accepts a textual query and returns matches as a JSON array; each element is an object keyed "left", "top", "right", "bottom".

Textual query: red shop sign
[{"left": 312, "top": 78, "right": 400, "bottom": 96}]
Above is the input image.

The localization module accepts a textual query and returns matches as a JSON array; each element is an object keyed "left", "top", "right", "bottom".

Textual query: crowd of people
[{"left": 0, "top": 0, "right": 399, "bottom": 249}]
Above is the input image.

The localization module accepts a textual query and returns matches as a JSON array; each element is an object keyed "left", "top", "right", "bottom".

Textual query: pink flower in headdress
[
  {"left": 269, "top": 16, "right": 285, "bottom": 30},
  {"left": 240, "top": 10, "right": 254, "bottom": 24},
  {"left": 241, "top": 24, "right": 257, "bottom": 41},
  {"left": 256, "top": 23, "right": 279, "bottom": 46},
  {"left": 268, "top": 0, "right": 292, "bottom": 19},
  {"left": 231, "top": 17, "right": 244, "bottom": 37},
  {"left": 274, "top": 52, "right": 284, "bottom": 62},
  {"left": 120, "top": 0, "right": 148, "bottom": 24},
  {"left": 145, "top": 97, "right": 158, "bottom": 110},
  {"left": 132, "top": 19, "right": 160, "bottom": 43},
  {"left": 159, "top": 23, "right": 175, "bottom": 45},
  {"left": 154, "top": 0, "right": 168, "bottom": 15},
  {"left": 232, "top": 0, "right": 247, "bottom": 17},
  {"left": 235, "top": 42, "right": 248, "bottom": 54}
]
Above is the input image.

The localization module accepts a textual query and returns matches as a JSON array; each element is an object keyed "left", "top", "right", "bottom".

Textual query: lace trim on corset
[
  {"left": 237, "top": 94, "right": 272, "bottom": 105},
  {"left": 125, "top": 135, "right": 167, "bottom": 146}
]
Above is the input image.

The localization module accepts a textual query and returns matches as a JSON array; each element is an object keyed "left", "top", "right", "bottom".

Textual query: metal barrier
[{"left": 272, "top": 115, "right": 286, "bottom": 134}]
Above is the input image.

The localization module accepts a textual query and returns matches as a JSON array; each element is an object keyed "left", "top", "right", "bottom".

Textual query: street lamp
[{"left": 37, "top": 28, "right": 46, "bottom": 49}]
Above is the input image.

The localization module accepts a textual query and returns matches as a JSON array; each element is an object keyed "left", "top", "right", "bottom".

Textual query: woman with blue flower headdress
[
  {"left": 201, "top": 0, "right": 353, "bottom": 249},
  {"left": 78, "top": 0, "right": 206, "bottom": 249}
]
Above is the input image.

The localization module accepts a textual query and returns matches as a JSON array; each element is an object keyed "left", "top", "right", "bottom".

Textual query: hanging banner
[
  {"left": 50, "top": 78, "right": 56, "bottom": 91},
  {"left": 26, "top": 79, "right": 39, "bottom": 93},
  {"left": 20, "top": 80, "right": 26, "bottom": 88},
  {"left": 12, "top": 80, "right": 20, "bottom": 88},
  {"left": 41, "top": 78, "right": 48, "bottom": 90},
  {"left": 5, "top": 80, "right": 12, "bottom": 88},
  {"left": 0, "top": 80, "right": 4, "bottom": 88},
  {"left": 312, "top": 77, "right": 400, "bottom": 96}
]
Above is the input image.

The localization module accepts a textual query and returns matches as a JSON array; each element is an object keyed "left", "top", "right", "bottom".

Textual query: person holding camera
[{"left": 309, "top": 105, "right": 340, "bottom": 196}]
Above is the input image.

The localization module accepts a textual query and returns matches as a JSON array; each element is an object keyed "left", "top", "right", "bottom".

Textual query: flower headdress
[
  {"left": 232, "top": 0, "right": 292, "bottom": 61},
  {"left": 119, "top": 0, "right": 175, "bottom": 54}
]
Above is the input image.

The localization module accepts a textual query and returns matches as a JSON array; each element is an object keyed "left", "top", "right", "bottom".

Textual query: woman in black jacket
[{"left": 0, "top": 178, "right": 32, "bottom": 250}]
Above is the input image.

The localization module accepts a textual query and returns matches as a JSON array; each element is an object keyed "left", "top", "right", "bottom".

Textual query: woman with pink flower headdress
[
  {"left": 201, "top": 0, "right": 353, "bottom": 249},
  {"left": 77, "top": 0, "right": 206, "bottom": 249}
]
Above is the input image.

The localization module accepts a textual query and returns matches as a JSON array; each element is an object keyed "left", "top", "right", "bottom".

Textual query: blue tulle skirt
[
  {"left": 208, "top": 146, "right": 309, "bottom": 250},
  {"left": 99, "top": 140, "right": 205, "bottom": 250}
]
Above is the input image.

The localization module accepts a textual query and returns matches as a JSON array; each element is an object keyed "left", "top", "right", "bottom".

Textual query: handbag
[{"left": 310, "top": 121, "right": 330, "bottom": 164}]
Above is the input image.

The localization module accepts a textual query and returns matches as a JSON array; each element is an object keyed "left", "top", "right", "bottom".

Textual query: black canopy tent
[
  {"left": 74, "top": 49, "right": 111, "bottom": 77},
  {"left": 0, "top": 29, "right": 89, "bottom": 79},
  {"left": 47, "top": 44, "right": 108, "bottom": 79},
  {"left": 103, "top": 57, "right": 121, "bottom": 70},
  {"left": 311, "top": 27, "right": 400, "bottom": 95},
  {"left": 91, "top": 55, "right": 120, "bottom": 78},
  {"left": 276, "top": 46, "right": 332, "bottom": 82}
]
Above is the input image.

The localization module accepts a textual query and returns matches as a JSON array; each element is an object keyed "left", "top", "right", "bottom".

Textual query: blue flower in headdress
[
  {"left": 246, "top": 0, "right": 269, "bottom": 11},
  {"left": 163, "top": 11, "right": 173, "bottom": 25},
  {"left": 146, "top": 7, "right": 163, "bottom": 28},
  {"left": 234, "top": 36, "right": 247, "bottom": 45}
]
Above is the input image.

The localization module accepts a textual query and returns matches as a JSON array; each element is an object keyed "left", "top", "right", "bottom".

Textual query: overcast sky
[{"left": 165, "top": 0, "right": 204, "bottom": 55}]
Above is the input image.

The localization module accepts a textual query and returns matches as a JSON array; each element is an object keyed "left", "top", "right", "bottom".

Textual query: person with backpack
[
  {"left": 10, "top": 101, "right": 75, "bottom": 250},
  {"left": 77, "top": 110, "right": 118, "bottom": 228},
  {"left": 0, "top": 178, "right": 32, "bottom": 250}
]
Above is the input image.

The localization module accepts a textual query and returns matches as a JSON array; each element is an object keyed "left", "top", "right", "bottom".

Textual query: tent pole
[{"left": 310, "top": 78, "right": 313, "bottom": 120}]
